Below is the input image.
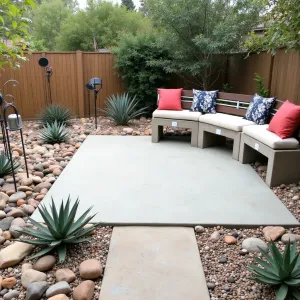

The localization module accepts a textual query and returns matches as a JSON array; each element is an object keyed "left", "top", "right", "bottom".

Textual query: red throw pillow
[
  {"left": 157, "top": 88, "right": 183, "bottom": 110},
  {"left": 267, "top": 100, "right": 300, "bottom": 139}
]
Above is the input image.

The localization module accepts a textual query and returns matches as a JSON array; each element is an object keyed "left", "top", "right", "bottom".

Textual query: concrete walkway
[
  {"left": 100, "top": 227, "right": 210, "bottom": 300},
  {"left": 32, "top": 136, "right": 298, "bottom": 226}
]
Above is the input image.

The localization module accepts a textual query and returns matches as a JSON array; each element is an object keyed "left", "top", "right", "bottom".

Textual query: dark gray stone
[
  {"left": 219, "top": 256, "right": 227, "bottom": 264},
  {"left": 34, "top": 164, "right": 44, "bottom": 172},
  {"left": 25, "top": 281, "right": 49, "bottom": 300},
  {"left": 0, "top": 289, "right": 8, "bottom": 296},
  {"left": 0, "top": 217, "right": 14, "bottom": 230},
  {"left": 9, "top": 225, "right": 23, "bottom": 238},
  {"left": 9, "top": 192, "right": 26, "bottom": 203},
  {"left": 0, "top": 178, "right": 5, "bottom": 186},
  {"left": 207, "top": 282, "right": 215, "bottom": 290}
]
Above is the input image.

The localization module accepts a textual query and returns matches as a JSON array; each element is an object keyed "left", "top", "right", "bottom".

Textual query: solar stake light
[
  {"left": 85, "top": 77, "right": 103, "bottom": 129},
  {"left": 1, "top": 80, "right": 29, "bottom": 192}
]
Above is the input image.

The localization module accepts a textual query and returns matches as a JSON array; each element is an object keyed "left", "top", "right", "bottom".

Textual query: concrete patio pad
[
  {"left": 99, "top": 227, "right": 210, "bottom": 300},
  {"left": 32, "top": 136, "right": 298, "bottom": 226}
]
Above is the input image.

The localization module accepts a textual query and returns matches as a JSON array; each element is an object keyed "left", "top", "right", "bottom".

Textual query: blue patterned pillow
[
  {"left": 244, "top": 94, "right": 276, "bottom": 125},
  {"left": 190, "top": 89, "right": 218, "bottom": 113}
]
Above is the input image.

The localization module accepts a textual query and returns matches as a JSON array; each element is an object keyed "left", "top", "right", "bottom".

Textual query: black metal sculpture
[
  {"left": 39, "top": 57, "right": 53, "bottom": 105},
  {"left": 0, "top": 80, "right": 29, "bottom": 192},
  {"left": 85, "top": 78, "right": 103, "bottom": 129}
]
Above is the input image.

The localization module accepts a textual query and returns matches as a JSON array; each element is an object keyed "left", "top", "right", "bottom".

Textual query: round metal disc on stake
[{"left": 38, "top": 57, "right": 49, "bottom": 67}]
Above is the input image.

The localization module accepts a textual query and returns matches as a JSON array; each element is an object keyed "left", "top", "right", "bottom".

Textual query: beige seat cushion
[
  {"left": 199, "top": 113, "right": 255, "bottom": 132},
  {"left": 243, "top": 125, "right": 299, "bottom": 149},
  {"left": 152, "top": 109, "right": 201, "bottom": 121}
]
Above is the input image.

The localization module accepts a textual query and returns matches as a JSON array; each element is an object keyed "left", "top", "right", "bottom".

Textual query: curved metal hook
[{"left": 2, "top": 80, "right": 20, "bottom": 94}]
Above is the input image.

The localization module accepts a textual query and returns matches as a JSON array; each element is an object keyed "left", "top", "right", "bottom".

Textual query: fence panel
[
  {"left": 270, "top": 50, "right": 300, "bottom": 104},
  {"left": 0, "top": 52, "right": 124, "bottom": 119},
  {"left": 227, "top": 53, "right": 272, "bottom": 95}
]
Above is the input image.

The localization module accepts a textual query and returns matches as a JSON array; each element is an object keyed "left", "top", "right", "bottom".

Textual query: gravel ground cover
[{"left": 0, "top": 117, "right": 298, "bottom": 300}]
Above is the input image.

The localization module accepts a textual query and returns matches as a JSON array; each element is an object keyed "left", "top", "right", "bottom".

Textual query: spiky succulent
[
  {"left": 40, "top": 104, "right": 71, "bottom": 126},
  {"left": 100, "top": 93, "right": 148, "bottom": 125},
  {"left": 39, "top": 121, "right": 69, "bottom": 144},
  {"left": 0, "top": 151, "right": 20, "bottom": 177},
  {"left": 249, "top": 241, "right": 300, "bottom": 300},
  {"left": 17, "top": 196, "right": 100, "bottom": 262}
]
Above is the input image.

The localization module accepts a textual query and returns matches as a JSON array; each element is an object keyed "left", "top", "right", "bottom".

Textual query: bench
[
  {"left": 152, "top": 89, "right": 300, "bottom": 187},
  {"left": 239, "top": 100, "right": 300, "bottom": 187},
  {"left": 152, "top": 90, "right": 201, "bottom": 147}
]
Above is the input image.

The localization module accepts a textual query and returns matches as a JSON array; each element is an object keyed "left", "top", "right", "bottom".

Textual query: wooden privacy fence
[
  {"left": 0, "top": 51, "right": 124, "bottom": 119},
  {"left": 1, "top": 49, "right": 300, "bottom": 120},
  {"left": 227, "top": 49, "right": 300, "bottom": 105}
]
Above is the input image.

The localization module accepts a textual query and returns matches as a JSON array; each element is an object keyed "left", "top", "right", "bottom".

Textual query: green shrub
[
  {"left": 40, "top": 104, "right": 71, "bottom": 126},
  {"left": 113, "top": 32, "right": 171, "bottom": 116},
  {"left": 249, "top": 241, "right": 300, "bottom": 300},
  {"left": 17, "top": 196, "right": 100, "bottom": 262},
  {"left": 101, "top": 93, "right": 148, "bottom": 125},
  {"left": 0, "top": 151, "right": 20, "bottom": 178},
  {"left": 39, "top": 121, "right": 70, "bottom": 144},
  {"left": 254, "top": 73, "right": 269, "bottom": 97}
]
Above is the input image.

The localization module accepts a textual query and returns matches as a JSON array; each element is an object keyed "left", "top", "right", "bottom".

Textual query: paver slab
[
  {"left": 32, "top": 136, "right": 299, "bottom": 226},
  {"left": 99, "top": 226, "right": 210, "bottom": 300}
]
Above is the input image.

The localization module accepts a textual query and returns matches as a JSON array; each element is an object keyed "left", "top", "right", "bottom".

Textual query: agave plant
[
  {"left": 17, "top": 196, "right": 100, "bottom": 262},
  {"left": 249, "top": 241, "right": 300, "bottom": 300},
  {"left": 40, "top": 104, "right": 71, "bottom": 126},
  {"left": 100, "top": 93, "right": 148, "bottom": 125},
  {"left": 39, "top": 121, "right": 69, "bottom": 144},
  {"left": 0, "top": 151, "right": 20, "bottom": 177}
]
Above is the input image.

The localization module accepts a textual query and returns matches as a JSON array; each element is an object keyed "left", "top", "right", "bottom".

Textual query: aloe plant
[
  {"left": 249, "top": 241, "right": 300, "bottom": 300},
  {"left": 40, "top": 104, "right": 71, "bottom": 126},
  {"left": 100, "top": 93, "right": 148, "bottom": 125},
  {"left": 39, "top": 121, "right": 69, "bottom": 144},
  {"left": 0, "top": 151, "right": 20, "bottom": 177},
  {"left": 17, "top": 196, "right": 100, "bottom": 262}
]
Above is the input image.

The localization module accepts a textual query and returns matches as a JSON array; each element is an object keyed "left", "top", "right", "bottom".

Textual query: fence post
[{"left": 76, "top": 51, "right": 85, "bottom": 118}]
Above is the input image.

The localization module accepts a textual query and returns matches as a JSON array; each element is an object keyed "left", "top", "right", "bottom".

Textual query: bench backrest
[
  {"left": 181, "top": 90, "right": 299, "bottom": 139},
  {"left": 181, "top": 90, "right": 283, "bottom": 119}
]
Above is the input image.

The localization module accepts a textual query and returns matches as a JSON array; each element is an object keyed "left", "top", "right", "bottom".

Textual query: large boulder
[{"left": 0, "top": 242, "right": 33, "bottom": 268}]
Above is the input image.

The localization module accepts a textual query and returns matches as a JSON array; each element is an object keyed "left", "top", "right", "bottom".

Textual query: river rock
[
  {"left": 79, "top": 259, "right": 103, "bottom": 279},
  {"left": 224, "top": 236, "right": 237, "bottom": 244},
  {"left": 21, "top": 269, "right": 47, "bottom": 288},
  {"left": 46, "top": 281, "right": 71, "bottom": 298},
  {"left": 209, "top": 231, "right": 220, "bottom": 241},
  {"left": 73, "top": 280, "right": 95, "bottom": 300},
  {"left": 263, "top": 226, "right": 285, "bottom": 241},
  {"left": 0, "top": 217, "right": 14, "bottom": 231},
  {"left": 34, "top": 255, "right": 56, "bottom": 272},
  {"left": 48, "top": 295, "right": 69, "bottom": 300},
  {"left": 25, "top": 281, "right": 49, "bottom": 300},
  {"left": 11, "top": 217, "right": 26, "bottom": 227},
  {"left": 9, "top": 225, "right": 23, "bottom": 238},
  {"left": 2, "top": 277, "right": 17, "bottom": 288},
  {"left": 0, "top": 192, "right": 9, "bottom": 203},
  {"left": 281, "top": 233, "right": 300, "bottom": 244},
  {"left": 7, "top": 208, "right": 25, "bottom": 218},
  {"left": 3, "top": 290, "right": 19, "bottom": 300},
  {"left": 0, "top": 211, "right": 6, "bottom": 219},
  {"left": 242, "top": 238, "right": 268, "bottom": 253},
  {"left": 195, "top": 225, "right": 205, "bottom": 233},
  {"left": 9, "top": 192, "right": 26, "bottom": 203},
  {"left": 55, "top": 269, "right": 76, "bottom": 283},
  {"left": 33, "top": 182, "right": 51, "bottom": 193}
]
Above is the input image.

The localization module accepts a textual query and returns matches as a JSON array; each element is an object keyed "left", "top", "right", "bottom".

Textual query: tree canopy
[
  {"left": 31, "top": 0, "right": 72, "bottom": 51},
  {"left": 121, "top": 0, "right": 135, "bottom": 11},
  {"left": 55, "top": 2, "right": 151, "bottom": 51},
  {"left": 147, "top": 0, "right": 263, "bottom": 89},
  {"left": 246, "top": 0, "right": 300, "bottom": 53},
  {"left": 0, "top": 0, "right": 35, "bottom": 69}
]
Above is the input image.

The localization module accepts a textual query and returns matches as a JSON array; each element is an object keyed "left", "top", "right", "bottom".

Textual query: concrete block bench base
[
  {"left": 152, "top": 118, "right": 199, "bottom": 147},
  {"left": 239, "top": 133, "right": 300, "bottom": 187},
  {"left": 197, "top": 123, "right": 241, "bottom": 160}
]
